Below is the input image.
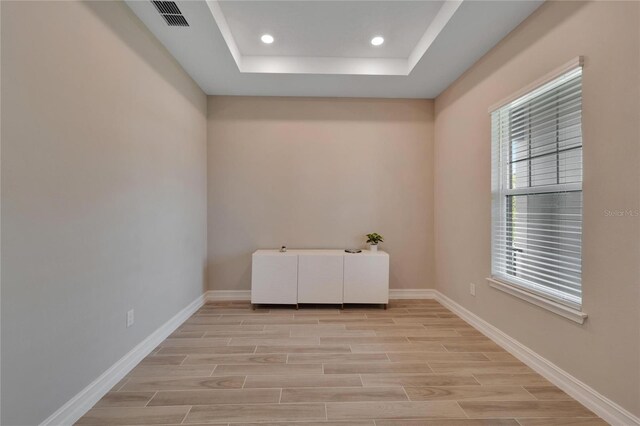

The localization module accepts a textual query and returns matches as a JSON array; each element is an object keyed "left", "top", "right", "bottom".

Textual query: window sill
[{"left": 486, "top": 277, "right": 588, "bottom": 324}]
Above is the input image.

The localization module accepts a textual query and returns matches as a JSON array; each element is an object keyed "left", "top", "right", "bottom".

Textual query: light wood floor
[{"left": 77, "top": 300, "right": 605, "bottom": 425}]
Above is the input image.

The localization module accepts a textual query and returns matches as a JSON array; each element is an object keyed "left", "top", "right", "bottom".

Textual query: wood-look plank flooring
[{"left": 77, "top": 300, "right": 605, "bottom": 425}]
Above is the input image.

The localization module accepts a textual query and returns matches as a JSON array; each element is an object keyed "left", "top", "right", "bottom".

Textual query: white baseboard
[
  {"left": 434, "top": 290, "right": 640, "bottom": 426},
  {"left": 205, "top": 289, "right": 437, "bottom": 302},
  {"left": 206, "top": 290, "right": 251, "bottom": 301},
  {"left": 40, "top": 294, "right": 206, "bottom": 426},
  {"left": 389, "top": 289, "right": 437, "bottom": 299}
]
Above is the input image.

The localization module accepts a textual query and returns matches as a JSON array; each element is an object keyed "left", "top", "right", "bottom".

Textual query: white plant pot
[{"left": 369, "top": 244, "right": 378, "bottom": 252}]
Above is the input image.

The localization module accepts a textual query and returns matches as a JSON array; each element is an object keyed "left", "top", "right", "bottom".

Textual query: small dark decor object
[
  {"left": 345, "top": 249, "right": 362, "bottom": 254},
  {"left": 366, "top": 233, "right": 384, "bottom": 252},
  {"left": 280, "top": 246, "right": 287, "bottom": 252}
]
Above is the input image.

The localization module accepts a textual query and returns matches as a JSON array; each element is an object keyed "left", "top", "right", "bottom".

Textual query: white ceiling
[
  {"left": 125, "top": 0, "right": 543, "bottom": 98},
  {"left": 218, "top": 1, "right": 445, "bottom": 59}
]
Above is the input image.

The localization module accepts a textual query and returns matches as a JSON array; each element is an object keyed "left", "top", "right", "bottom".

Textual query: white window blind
[{"left": 491, "top": 66, "right": 583, "bottom": 308}]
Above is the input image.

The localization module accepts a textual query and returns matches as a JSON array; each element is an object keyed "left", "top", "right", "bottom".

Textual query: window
[{"left": 491, "top": 66, "right": 583, "bottom": 309}]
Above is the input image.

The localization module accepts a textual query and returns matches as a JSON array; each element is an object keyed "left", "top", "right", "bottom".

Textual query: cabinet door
[
  {"left": 343, "top": 254, "right": 389, "bottom": 304},
  {"left": 298, "top": 254, "right": 344, "bottom": 304},
  {"left": 251, "top": 254, "right": 298, "bottom": 304}
]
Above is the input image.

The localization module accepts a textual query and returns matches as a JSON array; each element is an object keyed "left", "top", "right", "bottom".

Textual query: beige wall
[
  {"left": 1, "top": 2, "right": 207, "bottom": 424},
  {"left": 207, "top": 96, "right": 434, "bottom": 291},
  {"left": 434, "top": 1, "right": 640, "bottom": 417}
]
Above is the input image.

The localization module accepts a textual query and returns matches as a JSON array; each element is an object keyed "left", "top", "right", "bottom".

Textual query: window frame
[{"left": 487, "top": 58, "right": 588, "bottom": 323}]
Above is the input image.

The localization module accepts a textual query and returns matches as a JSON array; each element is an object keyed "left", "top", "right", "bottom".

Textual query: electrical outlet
[
  {"left": 470, "top": 283, "right": 476, "bottom": 296},
  {"left": 126, "top": 309, "right": 135, "bottom": 328}
]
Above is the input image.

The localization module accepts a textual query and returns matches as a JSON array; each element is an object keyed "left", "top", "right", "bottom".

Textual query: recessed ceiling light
[
  {"left": 371, "top": 36, "right": 384, "bottom": 46},
  {"left": 261, "top": 34, "right": 274, "bottom": 44}
]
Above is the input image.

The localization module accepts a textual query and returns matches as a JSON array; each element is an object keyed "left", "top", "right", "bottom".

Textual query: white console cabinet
[
  {"left": 251, "top": 249, "right": 389, "bottom": 307},
  {"left": 250, "top": 251, "right": 298, "bottom": 305},
  {"left": 298, "top": 251, "right": 344, "bottom": 304},
  {"left": 343, "top": 251, "right": 389, "bottom": 304}
]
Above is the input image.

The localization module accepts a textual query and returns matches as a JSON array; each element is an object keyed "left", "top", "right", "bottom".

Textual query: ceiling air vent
[{"left": 151, "top": 1, "right": 189, "bottom": 27}]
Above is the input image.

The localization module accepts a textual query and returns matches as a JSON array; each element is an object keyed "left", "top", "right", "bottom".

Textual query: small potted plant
[{"left": 366, "top": 233, "right": 384, "bottom": 252}]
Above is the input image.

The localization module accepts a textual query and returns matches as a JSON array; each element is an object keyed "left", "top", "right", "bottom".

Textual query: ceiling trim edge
[{"left": 206, "top": 0, "right": 465, "bottom": 76}]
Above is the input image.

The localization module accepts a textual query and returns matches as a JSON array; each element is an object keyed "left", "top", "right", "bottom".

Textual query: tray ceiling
[{"left": 126, "top": 0, "right": 543, "bottom": 97}]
